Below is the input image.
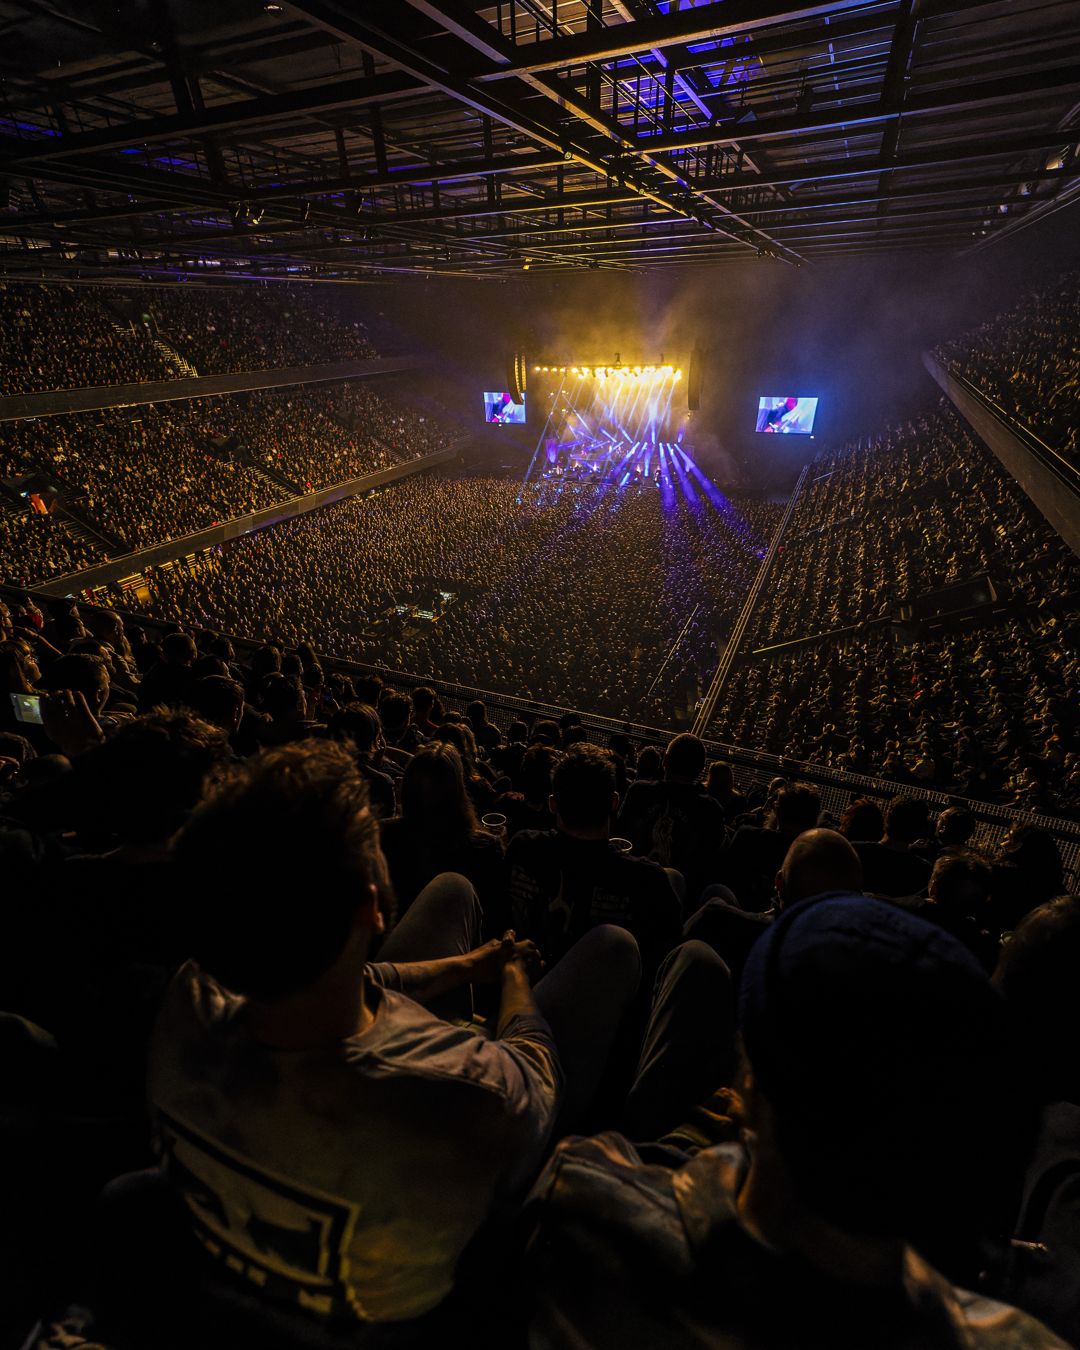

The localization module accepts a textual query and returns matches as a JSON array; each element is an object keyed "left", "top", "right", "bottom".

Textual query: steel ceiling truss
[{"left": 0, "top": 0, "right": 1077, "bottom": 279}]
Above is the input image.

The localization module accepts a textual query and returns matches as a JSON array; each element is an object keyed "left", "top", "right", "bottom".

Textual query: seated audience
[
  {"left": 494, "top": 744, "right": 561, "bottom": 838},
  {"left": 507, "top": 743, "right": 682, "bottom": 979},
  {"left": 380, "top": 743, "right": 505, "bottom": 926},
  {"left": 896, "top": 851, "right": 996, "bottom": 969},
  {"left": 149, "top": 740, "right": 639, "bottom": 1328},
  {"left": 935, "top": 271, "right": 1079, "bottom": 464},
  {"left": 521, "top": 894, "right": 1061, "bottom": 1348},
  {"left": 617, "top": 733, "right": 726, "bottom": 909},
  {"left": 838, "top": 796, "right": 886, "bottom": 842},
  {"left": 330, "top": 701, "right": 397, "bottom": 818},
  {"left": 683, "top": 827, "right": 863, "bottom": 982},
  {"left": 989, "top": 824, "right": 1068, "bottom": 934},
  {"left": 853, "top": 795, "right": 934, "bottom": 898},
  {"left": 714, "top": 783, "right": 822, "bottom": 911}
]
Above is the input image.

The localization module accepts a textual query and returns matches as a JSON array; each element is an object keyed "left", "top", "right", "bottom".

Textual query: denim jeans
[{"left": 378, "top": 871, "right": 641, "bottom": 1130}]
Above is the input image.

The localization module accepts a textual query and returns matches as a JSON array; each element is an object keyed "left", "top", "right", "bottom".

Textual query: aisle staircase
[
  {"left": 55, "top": 504, "right": 116, "bottom": 557},
  {"left": 243, "top": 456, "right": 299, "bottom": 497},
  {"left": 0, "top": 495, "right": 109, "bottom": 578},
  {"left": 150, "top": 334, "right": 199, "bottom": 380},
  {"left": 21, "top": 461, "right": 128, "bottom": 556},
  {"left": 100, "top": 305, "right": 199, "bottom": 382},
  {"left": 692, "top": 464, "right": 810, "bottom": 739}
]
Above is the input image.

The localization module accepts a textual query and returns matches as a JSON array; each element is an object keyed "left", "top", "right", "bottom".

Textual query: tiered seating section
[
  {"left": 0, "top": 281, "right": 377, "bottom": 394},
  {"left": 934, "top": 269, "right": 1079, "bottom": 464},
  {"left": 0, "top": 282, "right": 173, "bottom": 394},
  {"left": 0, "top": 284, "right": 463, "bottom": 585},
  {"left": 137, "top": 285, "right": 377, "bottom": 374},
  {"left": 710, "top": 406, "right": 1080, "bottom": 815}
]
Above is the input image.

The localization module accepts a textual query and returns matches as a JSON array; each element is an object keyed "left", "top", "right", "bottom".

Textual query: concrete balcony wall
[
  {"left": 0, "top": 355, "right": 423, "bottom": 423},
  {"left": 36, "top": 444, "right": 459, "bottom": 596},
  {"left": 924, "top": 351, "right": 1080, "bottom": 560}
]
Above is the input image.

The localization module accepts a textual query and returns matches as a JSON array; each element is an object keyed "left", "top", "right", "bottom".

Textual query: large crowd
[
  {"left": 934, "top": 270, "right": 1080, "bottom": 464},
  {"left": 0, "top": 507, "right": 100, "bottom": 589},
  {"left": 1, "top": 404, "right": 284, "bottom": 556},
  {"left": 710, "top": 406, "right": 1080, "bottom": 815},
  {"left": 139, "top": 286, "right": 378, "bottom": 374},
  {"left": 0, "top": 382, "right": 461, "bottom": 585},
  {"left": 2, "top": 271, "right": 1080, "bottom": 1350},
  {"left": 1, "top": 588, "right": 1077, "bottom": 1348},
  {"left": 745, "top": 411, "right": 1051, "bottom": 645},
  {"left": 0, "top": 283, "right": 379, "bottom": 396},
  {"left": 224, "top": 380, "right": 455, "bottom": 492},
  {"left": 118, "top": 475, "right": 781, "bottom": 722},
  {"left": 0, "top": 283, "right": 173, "bottom": 395}
]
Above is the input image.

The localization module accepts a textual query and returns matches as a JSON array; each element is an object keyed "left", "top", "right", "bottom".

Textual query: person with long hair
[
  {"left": 990, "top": 823, "right": 1067, "bottom": 933},
  {"left": 494, "top": 744, "right": 561, "bottom": 838},
  {"left": 379, "top": 743, "right": 505, "bottom": 929},
  {"left": 0, "top": 638, "right": 41, "bottom": 697},
  {"left": 431, "top": 720, "right": 498, "bottom": 812},
  {"left": 0, "top": 636, "right": 47, "bottom": 749},
  {"left": 838, "top": 796, "right": 885, "bottom": 843}
]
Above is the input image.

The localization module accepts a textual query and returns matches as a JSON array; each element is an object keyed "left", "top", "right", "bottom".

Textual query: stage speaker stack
[
  {"left": 507, "top": 349, "right": 527, "bottom": 404},
  {"left": 687, "top": 343, "right": 704, "bottom": 412}
]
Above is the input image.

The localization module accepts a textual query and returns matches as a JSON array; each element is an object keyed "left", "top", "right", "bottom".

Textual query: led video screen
[
  {"left": 755, "top": 395, "right": 819, "bottom": 434},
  {"left": 484, "top": 392, "right": 526, "bottom": 424}
]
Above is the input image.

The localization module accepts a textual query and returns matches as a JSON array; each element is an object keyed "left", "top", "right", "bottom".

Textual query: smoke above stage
[{"left": 518, "top": 364, "right": 769, "bottom": 575}]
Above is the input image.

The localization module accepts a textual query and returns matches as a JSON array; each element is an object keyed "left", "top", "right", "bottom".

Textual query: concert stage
[{"left": 539, "top": 435, "right": 694, "bottom": 489}]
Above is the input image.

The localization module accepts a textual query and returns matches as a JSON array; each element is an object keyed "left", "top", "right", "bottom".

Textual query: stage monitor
[
  {"left": 484, "top": 391, "right": 526, "bottom": 425},
  {"left": 755, "top": 395, "right": 818, "bottom": 435}
]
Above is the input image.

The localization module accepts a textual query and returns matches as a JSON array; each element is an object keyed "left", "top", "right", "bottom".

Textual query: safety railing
[{"left": 5, "top": 584, "right": 1078, "bottom": 881}]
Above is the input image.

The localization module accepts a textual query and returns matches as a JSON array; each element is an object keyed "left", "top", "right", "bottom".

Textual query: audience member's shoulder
[
  {"left": 530, "top": 1131, "right": 682, "bottom": 1217},
  {"left": 507, "top": 827, "right": 558, "bottom": 853},
  {"left": 950, "top": 1287, "right": 1071, "bottom": 1348},
  {"left": 528, "top": 1133, "right": 745, "bottom": 1264},
  {"left": 158, "top": 959, "right": 240, "bottom": 1031},
  {"left": 730, "top": 822, "right": 769, "bottom": 842}
]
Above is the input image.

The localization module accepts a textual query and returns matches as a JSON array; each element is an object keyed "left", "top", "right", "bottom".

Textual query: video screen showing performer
[
  {"left": 755, "top": 395, "right": 819, "bottom": 434},
  {"left": 484, "top": 391, "right": 526, "bottom": 424}
]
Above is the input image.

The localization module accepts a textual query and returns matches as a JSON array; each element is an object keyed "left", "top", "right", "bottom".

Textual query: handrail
[
  {"left": 692, "top": 464, "right": 809, "bottom": 737},
  {"left": 932, "top": 357, "right": 1080, "bottom": 492},
  {"left": 750, "top": 618, "right": 875, "bottom": 657}
]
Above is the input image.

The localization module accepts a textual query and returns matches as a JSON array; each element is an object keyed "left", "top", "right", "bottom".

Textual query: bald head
[{"left": 777, "top": 828, "right": 863, "bottom": 906}]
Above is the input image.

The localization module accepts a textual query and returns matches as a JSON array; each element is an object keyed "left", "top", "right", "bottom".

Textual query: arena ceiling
[{"left": 0, "top": 0, "right": 1078, "bottom": 281}]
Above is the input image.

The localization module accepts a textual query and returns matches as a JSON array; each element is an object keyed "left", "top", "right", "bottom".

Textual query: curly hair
[{"left": 173, "top": 739, "right": 381, "bottom": 1002}]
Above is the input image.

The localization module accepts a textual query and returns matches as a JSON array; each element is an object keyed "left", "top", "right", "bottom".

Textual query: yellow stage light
[
  {"left": 633, "top": 366, "right": 641, "bottom": 375},
  {"left": 645, "top": 365, "right": 655, "bottom": 373},
  {"left": 582, "top": 367, "right": 590, "bottom": 376},
  {"left": 534, "top": 365, "right": 541, "bottom": 372},
  {"left": 663, "top": 365, "right": 673, "bottom": 373},
  {"left": 675, "top": 369, "right": 683, "bottom": 380}
]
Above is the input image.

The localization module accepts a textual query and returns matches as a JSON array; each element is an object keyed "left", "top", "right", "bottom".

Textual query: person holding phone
[{"left": 1, "top": 637, "right": 48, "bottom": 750}]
